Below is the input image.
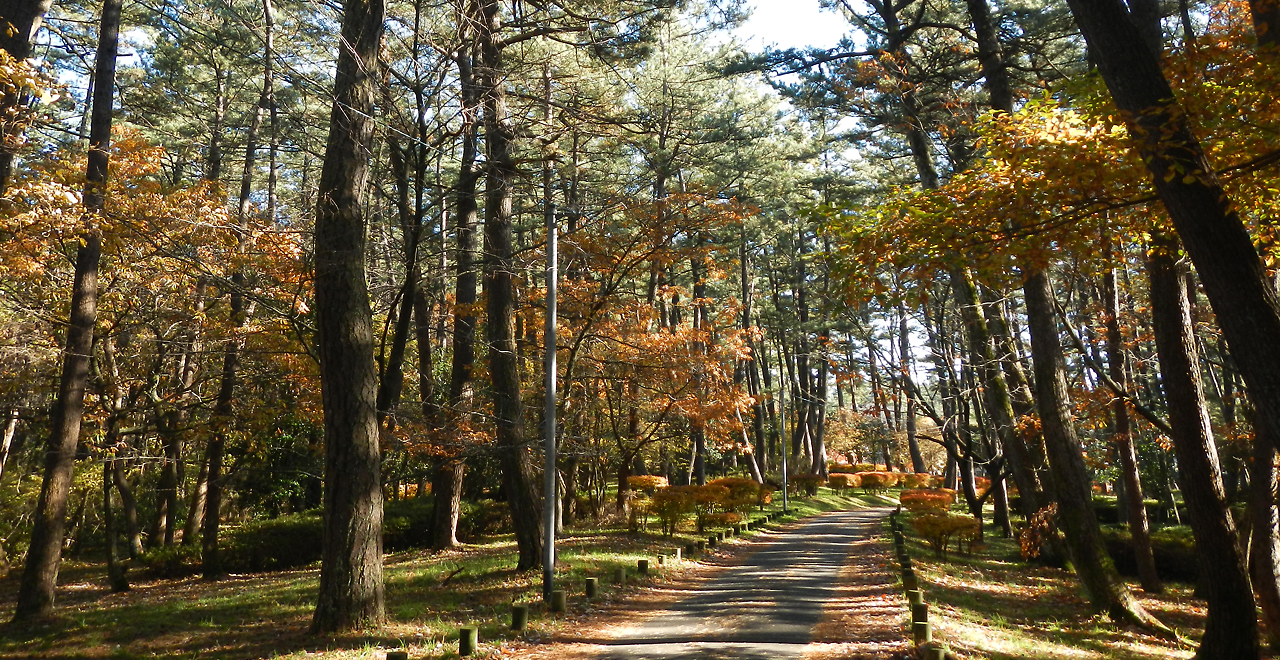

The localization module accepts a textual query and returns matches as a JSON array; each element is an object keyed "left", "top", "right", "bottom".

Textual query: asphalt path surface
[{"left": 590, "top": 507, "right": 893, "bottom": 659}]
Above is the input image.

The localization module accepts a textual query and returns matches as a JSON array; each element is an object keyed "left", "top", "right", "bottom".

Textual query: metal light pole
[{"left": 542, "top": 202, "right": 558, "bottom": 600}]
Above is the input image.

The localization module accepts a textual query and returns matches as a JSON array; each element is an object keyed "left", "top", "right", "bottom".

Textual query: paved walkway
[{"left": 585, "top": 507, "right": 895, "bottom": 660}]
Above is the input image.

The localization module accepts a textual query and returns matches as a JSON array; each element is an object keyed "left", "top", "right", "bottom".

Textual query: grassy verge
[
  {"left": 896, "top": 508, "right": 1203, "bottom": 660},
  {"left": 0, "top": 487, "right": 892, "bottom": 660}
]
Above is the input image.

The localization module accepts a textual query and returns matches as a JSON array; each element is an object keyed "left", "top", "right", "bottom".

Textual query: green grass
[{"left": 0, "top": 486, "right": 886, "bottom": 660}]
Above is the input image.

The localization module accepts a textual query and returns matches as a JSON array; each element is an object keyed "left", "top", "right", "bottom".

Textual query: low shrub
[
  {"left": 790, "top": 474, "right": 825, "bottom": 497},
  {"left": 910, "top": 512, "right": 979, "bottom": 559},
  {"left": 856, "top": 471, "right": 901, "bottom": 490},
  {"left": 756, "top": 484, "right": 775, "bottom": 508},
  {"left": 899, "top": 488, "right": 955, "bottom": 513},
  {"left": 224, "top": 513, "right": 324, "bottom": 572},
  {"left": 457, "top": 499, "right": 512, "bottom": 541},
  {"left": 691, "top": 484, "right": 732, "bottom": 531},
  {"left": 828, "top": 473, "right": 861, "bottom": 492},
  {"left": 708, "top": 477, "right": 762, "bottom": 512},
  {"left": 384, "top": 497, "right": 436, "bottom": 550},
  {"left": 702, "top": 512, "right": 742, "bottom": 528},
  {"left": 1102, "top": 524, "right": 1199, "bottom": 581},
  {"left": 627, "top": 475, "right": 669, "bottom": 495},
  {"left": 900, "top": 473, "right": 933, "bottom": 488},
  {"left": 651, "top": 486, "right": 697, "bottom": 536},
  {"left": 852, "top": 463, "right": 876, "bottom": 473},
  {"left": 137, "top": 543, "right": 203, "bottom": 578}
]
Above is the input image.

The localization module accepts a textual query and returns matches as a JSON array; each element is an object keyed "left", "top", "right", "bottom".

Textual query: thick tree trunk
[
  {"left": 182, "top": 455, "right": 208, "bottom": 546},
  {"left": 478, "top": 0, "right": 541, "bottom": 572},
  {"left": 1022, "top": 269, "right": 1166, "bottom": 632},
  {"left": 1147, "top": 235, "right": 1258, "bottom": 659},
  {"left": 1065, "top": 0, "right": 1280, "bottom": 462},
  {"left": 1251, "top": 419, "right": 1280, "bottom": 651},
  {"left": 1104, "top": 260, "right": 1162, "bottom": 593},
  {"left": 310, "top": 0, "right": 386, "bottom": 634},
  {"left": 12, "top": 0, "right": 119, "bottom": 622},
  {"left": 430, "top": 35, "right": 482, "bottom": 552},
  {"left": 1253, "top": 0, "right": 1280, "bottom": 48},
  {"left": 111, "top": 459, "right": 144, "bottom": 559},
  {"left": 429, "top": 459, "right": 463, "bottom": 549},
  {"left": 103, "top": 461, "right": 128, "bottom": 592}
]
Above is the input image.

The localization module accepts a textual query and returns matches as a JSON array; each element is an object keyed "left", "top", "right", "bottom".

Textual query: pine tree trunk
[
  {"left": 1147, "top": 235, "right": 1258, "bottom": 658},
  {"left": 1251, "top": 419, "right": 1280, "bottom": 651},
  {"left": 1022, "top": 268, "right": 1166, "bottom": 632},
  {"left": 310, "top": 0, "right": 386, "bottom": 633},
  {"left": 1104, "top": 260, "right": 1162, "bottom": 593},
  {"left": 429, "top": 459, "right": 464, "bottom": 549},
  {"left": 478, "top": 0, "right": 541, "bottom": 572},
  {"left": 12, "top": 0, "right": 119, "bottom": 622},
  {"left": 431, "top": 34, "right": 481, "bottom": 552}
]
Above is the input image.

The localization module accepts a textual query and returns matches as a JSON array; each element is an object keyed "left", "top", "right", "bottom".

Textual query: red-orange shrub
[
  {"left": 628, "top": 475, "right": 669, "bottom": 495},
  {"left": 910, "top": 512, "right": 979, "bottom": 559},
  {"left": 900, "top": 473, "right": 932, "bottom": 488},
  {"left": 899, "top": 488, "right": 955, "bottom": 513}
]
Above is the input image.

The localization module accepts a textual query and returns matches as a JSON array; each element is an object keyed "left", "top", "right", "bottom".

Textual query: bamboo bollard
[
  {"left": 614, "top": 567, "right": 626, "bottom": 583},
  {"left": 674, "top": 547, "right": 682, "bottom": 561},
  {"left": 510, "top": 603, "right": 529, "bottom": 630},
  {"left": 585, "top": 577, "right": 599, "bottom": 598},
  {"left": 550, "top": 589, "right": 567, "bottom": 613},
  {"left": 912, "top": 620, "right": 932, "bottom": 644},
  {"left": 637, "top": 559, "right": 649, "bottom": 575},
  {"left": 912, "top": 602, "right": 928, "bottom": 624},
  {"left": 906, "top": 589, "right": 923, "bottom": 607},
  {"left": 459, "top": 626, "right": 478, "bottom": 656}
]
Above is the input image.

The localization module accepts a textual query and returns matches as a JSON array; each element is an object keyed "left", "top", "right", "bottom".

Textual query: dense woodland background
[{"left": 1, "top": 0, "right": 1279, "bottom": 656}]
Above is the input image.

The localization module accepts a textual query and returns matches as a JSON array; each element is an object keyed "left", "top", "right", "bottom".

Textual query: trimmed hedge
[{"left": 1101, "top": 524, "right": 1198, "bottom": 582}]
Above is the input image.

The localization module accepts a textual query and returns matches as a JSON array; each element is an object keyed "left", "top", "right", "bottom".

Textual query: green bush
[
  {"left": 457, "top": 499, "right": 511, "bottom": 541},
  {"left": 650, "top": 486, "right": 697, "bottom": 536},
  {"left": 384, "top": 496, "right": 436, "bottom": 550},
  {"left": 790, "top": 474, "right": 825, "bottom": 497},
  {"left": 224, "top": 512, "right": 324, "bottom": 572},
  {"left": 137, "top": 543, "right": 203, "bottom": 578},
  {"left": 1102, "top": 524, "right": 1199, "bottom": 581}
]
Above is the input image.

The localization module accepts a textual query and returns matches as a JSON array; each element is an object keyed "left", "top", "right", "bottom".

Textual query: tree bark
[
  {"left": 431, "top": 32, "right": 482, "bottom": 552},
  {"left": 1147, "top": 234, "right": 1258, "bottom": 659},
  {"left": 310, "top": 0, "right": 386, "bottom": 634},
  {"left": 12, "top": 0, "right": 119, "bottom": 622},
  {"left": 478, "top": 0, "right": 542, "bottom": 572},
  {"left": 1252, "top": 418, "right": 1280, "bottom": 651},
  {"left": 1252, "top": 0, "right": 1280, "bottom": 48},
  {"left": 182, "top": 455, "right": 208, "bottom": 546},
  {"left": 1022, "top": 269, "right": 1167, "bottom": 632},
  {"left": 103, "top": 461, "right": 128, "bottom": 592}
]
